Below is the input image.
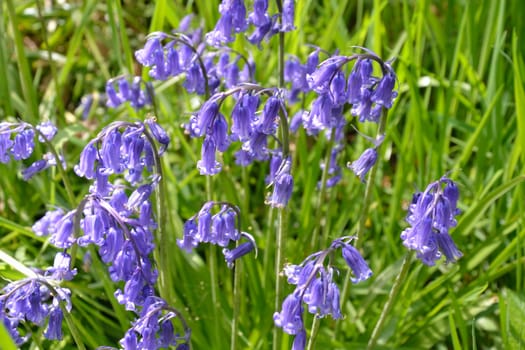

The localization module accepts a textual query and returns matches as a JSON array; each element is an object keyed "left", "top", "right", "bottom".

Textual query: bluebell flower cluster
[
  {"left": 401, "top": 176, "right": 463, "bottom": 266},
  {"left": 274, "top": 237, "right": 372, "bottom": 348},
  {"left": 105, "top": 76, "right": 154, "bottom": 109},
  {"left": 119, "top": 296, "right": 191, "bottom": 349},
  {"left": 135, "top": 28, "right": 255, "bottom": 95},
  {"left": 206, "top": 0, "right": 295, "bottom": 48},
  {"left": 74, "top": 118, "right": 168, "bottom": 185},
  {"left": 24, "top": 117, "right": 192, "bottom": 348},
  {"left": 284, "top": 50, "right": 397, "bottom": 187},
  {"left": 0, "top": 120, "right": 59, "bottom": 180},
  {"left": 177, "top": 201, "right": 256, "bottom": 268},
  {"left": 186, "top": 85, "right": 294, "bottom": 207},
  {"left": 0, "top": 274, "right": 73, "bottom": 345}
]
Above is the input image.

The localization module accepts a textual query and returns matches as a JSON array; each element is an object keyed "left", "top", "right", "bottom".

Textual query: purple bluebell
[
  {"left": 266, "top": 157, "right": 293, "bottom": 208},
  {"left": 401, "top": 177, "right": 462, "bottom": 266},
  {"left": 371, "top": 72, "right": 397, "bottom": 108},
  {"left": 33, "top": 209, "right": 65, "bottom": 236},
  {"left": 135, "top": 36, "right": 164, "bottom": 66},
  {"left": 292, "top": 329, "right": 307, "bottom": 350},
  {"left": 1, "top": 276, "right": 72, "bottom": 344},
  {"left": 257, "top": 96, "right": 281, "bottom": 135},
  {"left": 183, "top": 61, "right": 206, "bottom": 95},
  {"left": 197, "top": 137, "right": 221, "bottom": 175},
  {"left": 119, "top": 296, "right": 191, "bottom": 350},
  {"left": 36, "top": 121, "right": 58, "bottom": 142},
  {"left": 11, "top": 128, "right": 34, "bottom": 160},
  {"left": 223, "top": 241, "right": 255, "bottom": 268},
  {"left": 341, "top": 244, "right": 373, "bottom": 283},
  {"left": 273, "top": 292, "right": 304, "bottom": 335},
  {"left": 22, "top": 159, "right": 48, "bottom": 180},
  {"left": 247, "top": 19, "right": 273, "bottom": 47},
  {"left": 276, "top": 236, "right": 370, "bottom": 337},
  {"left": 177, "top": 218, "right": 199, "bottom": 252},
  {"left": 0, "top": 131, "right": 14, "bottom": 163},
  {"left": 44, "top": 306, "right": 64, "bottom": 340},
  {"left": 46, "top": 252, "right": 77, "bottom": 281},
  {"left": 74, "top": 142, "right": 97, "bottom": 179},
  {"left": 281, "top": 0, "right": 296, "bottom": 32},
  {"left": 193, "top": 97, "right": 221, "bottom": 137},
  {"left": 348, "top": 148, "right": 377, "bottom": 182},
  {"left": 49, "top": 215, "right": 75, "bottom": 248},
  {"left": 211, "top": 113, "right": 230, "bottom": 152},
  {"left": 249, "top": 0, "right": 270, "bottom": 27},
  {"left": 231, "top": 93, "right": 258, "bottom": 141}
]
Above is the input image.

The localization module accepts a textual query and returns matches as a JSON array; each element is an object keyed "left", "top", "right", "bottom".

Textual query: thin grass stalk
[
  {"left": 143, "top": 127, "right": 174, "bottom": 304},
  {"left": 272, "top": 0, "right": 290, "bottom": 348},
  {"left": 367, "top": 252, "right": 413, "bottom": 349},
  {"left": 35, "top": 0, "right": 64, "bottom": 119},
  {"left": 205, "top": 175, "right": 221, "bottom": 346},
  {"left": 0, "top": 4, "right": 14, "bottom": 117},
  {"left": 310, "top": 136, "right": 335, "bottom": 251},
  {"left": 61, "top": 300, "right": 86, "bottom": 350},
  {"left": 5, "top": 0, "right": 39, "bottom": 123},
  {"left": 305, "top": 316, "right": 321, "bottom": 350},
  {"left": 336, "top": 109, "right": 388, "bottom": 336},
  {"left": 231, "top": 247, "right": 242, "bottom": 350}
]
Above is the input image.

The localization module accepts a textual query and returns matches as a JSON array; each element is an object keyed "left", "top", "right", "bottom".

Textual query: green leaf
[{"left": 500, "top": 288, "right": 525, "bottom": 349}]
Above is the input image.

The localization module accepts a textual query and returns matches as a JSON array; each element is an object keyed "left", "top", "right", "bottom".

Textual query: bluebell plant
[
  {"left": 401, "top": 176, "right": 462, "bottom": 266},
  {"left": 274, "top": 237, "right": 372, "bottom": 348}
]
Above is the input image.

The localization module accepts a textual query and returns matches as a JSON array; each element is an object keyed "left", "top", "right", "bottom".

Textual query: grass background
[{"left": 1, "top": 0, "right": 525, "bottom": 349}]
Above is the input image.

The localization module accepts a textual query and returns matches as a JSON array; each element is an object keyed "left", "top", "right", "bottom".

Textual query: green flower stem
[
  {"left": 367, "top": 252, "right": 413, "bottom": 349},
  {"left": 61, "top": 302, "right": 86, "bottom": 350},
  {"left": 310, "top": 136, "right": 335, "bottom": 251},
  {"left": 231, "top": 245, "right": 242, "bottom": 350},
  {"left": 306, "top": 316, "right": 321, "bottom": 350},
  {"left": 336, "top": 110, "right": 389, "bottom": 336},
  {"left": 205, "top": 175, "right": 221, "bottom": 345},
  {"left": 143, "top": 128, "right": 173, "bottom": 305},
  {"left": 36, "top": 0, "right": 64, "bottom": 120},
  {"left": 272, "top": 207, "right": 287, "bottom": 350},
  {"left": 6, "top": 0, "right": 39, "bottom": 123}
]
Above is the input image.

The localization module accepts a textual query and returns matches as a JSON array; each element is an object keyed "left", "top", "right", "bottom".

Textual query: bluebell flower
[
  {"left": 32, "top": 208, "right": 65, "bottom": 237},
  {"left": 276, "top": 236, "right": 371, "bottom": 339},
  {"left": 231, "top": 93, "right": 258, "bottom": 141},
  {"left": 371, "top": 72, "right": 397, "bottom": 108},
  {"left": 46, "top": 252, "right": 77, "bottom": 281},
  {"left": 348, "top": 147, "right": 377, "bottom": 182},
  {"left": 22, "top": 152, "right": 60, "bottom": 181},
  {"left": 292, "top": 329, "right": 307, "bottom": 350},
  {"left": 257, "top": 96, "right": 282, "bottom": 135},
  {"left": 0, "top": 276, "right": 72, "bottom": 344},
  {"left": 280, "top": 0, "right": 296, "bottom": 32},
  {"left": 247, "top": 18, "right": 273, "bottom": 47},
  {"left": 266, "top": 156, "right": 294, "bottom": 208},
  {"left": 401, "top": 176, "right": 462, "bottom": 266},
  {"left": 12, "top": 128, "right": 34, "bottom": 160},
  {"left": 197, "top": 137, "right": 222, "bottom": 175},
  {"left": 44, "top": 305, "right": 64, "bottom": 340},
  {"left": 273, "top": 292, "right": 304, "bottom": 335},
  {"left": 341, "top": 243, "right": 373, "bottom": 283},
  {"left": 249, "top": 0, "right": 270, "bottom": 27},
  {"left": 223, "top": 241, "right": 255, "bottom": 268},
  {"left": 36, "top": 121, "right": 58, "bottom": 142},
  {"left": 119, "top": 296, "right": 191, "bottom": 350}
]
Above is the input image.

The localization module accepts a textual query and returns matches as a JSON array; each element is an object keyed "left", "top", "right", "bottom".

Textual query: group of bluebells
[
  {"left": 274, "top": 237, "right": 373, "bottom": 348},
  {"left": 1, "top": 117, "right": 191, "bottom": 349},
  {"left": 177, "top": 201, "right": 256, "bottom": 268},
  {"left": 0, "top": 120, "right": 59, "bottom": 180},
  {"left": 0, "top": 0, "right": 466, "bottom": 349}
]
